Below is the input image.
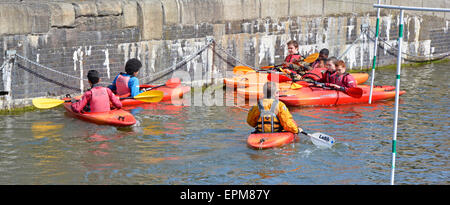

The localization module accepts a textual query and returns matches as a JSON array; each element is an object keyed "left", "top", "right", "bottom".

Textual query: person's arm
[
  {"left": 107, "top": 75, "right": 119, "bottom": 92},
  {"left": 71, "top": 92, "right": 91, "bottom": 113},
  {"left": 128, "top": 77, "right": 143, "bottom": 97},
  {"left": 344, "top": 74, "right": 357, "bottom": 88},
  {"left": 246, "top": 106, "right": 260, "bottom": 128},
  {"left": 277, "top": 102, "right": 300, "bottom": 134},
  {"left": 107, "top": 88, "right": 122, "bottom": 109}
]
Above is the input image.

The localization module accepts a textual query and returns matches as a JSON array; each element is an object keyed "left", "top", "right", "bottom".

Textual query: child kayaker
[
  {"left": 108, "top": 58, "right": 144, "bottom": 98},
  {"left": 281, "top": 40, "right": 309, "bottom": 76},
  {"left": 324, "top": 60, "right": 357, "bottom": 91},
  {"left": 317, "top": 59, "right": 356, "bottom": 92},
  {"left": 317, "top": 56, "right": 338, "bottom": 84},
  {"left": 302, "top": 58, "right": 327, "bottom": 82},
  {"left": 71, "top": 70, "right": 122, "bottom": 113},
  {"left": 311, "top": 48, "right": 329, "bottom": 69},
  {"left": 247, "top": 82, "right": 302, "bottom": 134}
]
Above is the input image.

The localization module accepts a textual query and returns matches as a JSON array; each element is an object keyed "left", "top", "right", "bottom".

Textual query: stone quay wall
[{"left": 0, "top": 0, "right": 449, "bottom": 110}]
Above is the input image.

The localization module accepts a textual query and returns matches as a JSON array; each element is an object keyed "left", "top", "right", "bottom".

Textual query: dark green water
[{"left": 0, "top": 62, "right": 448, "bottom": 185}]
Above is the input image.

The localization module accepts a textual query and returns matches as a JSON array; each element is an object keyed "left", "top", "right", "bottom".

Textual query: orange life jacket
[{"left": 256, "top": 99, "right": 283, "bottom": 133}]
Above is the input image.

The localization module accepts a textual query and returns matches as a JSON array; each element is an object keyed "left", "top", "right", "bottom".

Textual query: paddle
[
  {"left": 303, "top": 53, "right": 319, "bottom": 63},
  {"left": 314, "top": 82, "right": 363, "bottom": 98},
  {"left": 143, "top": 78, "right": 181, "bottom": 91},
  {"left": 32, "top": 90, "right": 164, "bottom": 109},
  {"left": 267, "top": 73, "right": 311, "bottom": 87},
  {"left": 300, "top": 131, "right": 335, "bottom": 148},
  {"left": 234, "top": 53, "right": 320, "bottom": 74},
  {"left": 260, "top": 64, "right": 283, "bottom": 69}
]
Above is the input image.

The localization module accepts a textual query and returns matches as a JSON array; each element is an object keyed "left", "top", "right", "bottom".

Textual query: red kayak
[
  {"left": 247, "top": 132, "right": 297, "bottom": 149},
  {"left": 224, "top": 72, "right": 369, "bottom": 89},
  {"left": 119, "top": 84, "right": 191, "bottom": 106},
  {"left": 278, "top": 85, "right": 406, "bottom": 107},
  {"left": 63, "top": 99, "right": 136, "bottom": 127}
]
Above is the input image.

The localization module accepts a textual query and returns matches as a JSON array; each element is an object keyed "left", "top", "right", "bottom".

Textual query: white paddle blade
[{"left": 309, "top": 133, "right": 335, "bottom": 148}]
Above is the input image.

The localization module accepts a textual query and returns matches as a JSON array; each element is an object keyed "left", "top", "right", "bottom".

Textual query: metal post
[
  {"left": 391, "top": 9, "right": 404, "bottom": 185},
  {"left": 369, "top": 0, "right": 381, "bottom": 104}
]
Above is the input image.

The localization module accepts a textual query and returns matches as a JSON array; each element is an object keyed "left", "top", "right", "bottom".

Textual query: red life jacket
[
  {"left": 302, "top": 67, "right": 327, "bottom": 81},
  {"left": 116, "top": 74, "right": 131, "bottom": 96},
  {"left": 284, "top": 53, "right": 302, "bottom": 64},
  {"left": 89, "top": 87, "right": 111, "bottom": 113},
  {"left": 329, "top": 73, "right": 356, "bottom": 88}
]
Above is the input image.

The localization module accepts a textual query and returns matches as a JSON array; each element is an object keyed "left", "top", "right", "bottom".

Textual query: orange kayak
[
  {"left": 247, "top": 132, "right": 297, "bottom": 149},
  {"left": 119, "top": 85, "right": 190, "bottom": 106},
  {"left": 277, "top": 85, "right": 406, "bottom": 107},
  {"left": 224, "top": 72, "right": 369, "bottom": 89},
  {"left": 63, "top": 100, "right": 136, "bottom": 127}
]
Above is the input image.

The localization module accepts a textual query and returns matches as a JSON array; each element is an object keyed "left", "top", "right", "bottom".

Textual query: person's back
[
  {"left": 247, "top": 82, "right": 300, "bottom": 134},
  {"left": 72, "top": 70, "right": 122, "bottom": 113},
  {"left": 108, "top": 58, "right": 143, "bottom": 98},
  {"left": 302, "top": 59, "right": 326, "bottom": 82}
]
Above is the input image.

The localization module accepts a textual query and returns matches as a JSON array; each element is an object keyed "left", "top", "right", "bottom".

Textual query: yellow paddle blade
[
  {"left": 304, "top": 53, "right": 319, "bottom": 63},
  {"left": 260, "top": 65, "right": 275, "bottom": 69},
  {"left": 133, "top": 90, "right": 164, "bottom": 103},
  {"left": 233, "top": 66, "right": 255, "bottom": 74},
  {"left": 290, "top": 83, "right": 303, "bottom": 90},
  {"left": 32, "top": 98, "right": 66, "bottom": 109}
]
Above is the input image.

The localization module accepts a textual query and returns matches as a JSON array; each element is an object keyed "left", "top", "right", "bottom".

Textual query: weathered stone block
[
  {"left": 260, "top": 0, "right": 289, "bottom": 18},
  {"left": 223, "top": 0, "right": 259, "bottom": 21},
  {"left": 123, "top": 0, "right": 139, "bottom": 28},
  {"left": 290, "top": 0, "right": 323, "bottom": 17},
  {"left": 137, "top": 0, "right": 163, "bottom": 40},
  {"left": 73, "top": 1, "right": 98, "bottom": 17},
  {"left": 49, "top": 3, "right": 76, "bottom": 28},
  {"left": 161, "top": 0, "right": 180, "bottom": 25},
  {"left": 96, "top": 0, "right": 123, "bottom": 16}
]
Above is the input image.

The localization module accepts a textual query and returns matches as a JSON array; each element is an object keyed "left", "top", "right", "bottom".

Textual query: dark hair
[
  {"left": 286, "top": 40, "right": 299, "bottom": 48},
  {"left": 319, "top": 48, "right": 329, "bottom": 56},
  {"left": 263, "top": 82, "right": 277, "bottom": 99},
  {"left": 325, "top": 56, "right": 338, "bottom": 65},
  {"left": 87, "top": 70, "right": 100, "bottom": 84},
  {"left": 125, "top": 58, "right": 142, "bottom": 75}
]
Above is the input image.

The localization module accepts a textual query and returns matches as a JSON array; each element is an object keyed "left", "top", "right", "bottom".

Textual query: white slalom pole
[
  {"left": 369, "top": 0, "right": 381, "bottom": 104},
  {"left": 391, "top": 9, "right": 404, "bottom": 185}
]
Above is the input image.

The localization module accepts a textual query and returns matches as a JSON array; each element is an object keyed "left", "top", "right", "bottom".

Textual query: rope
[
  {"left": 142, "top": 39, "right": 214, "bottom": 84},
  {"left": 365, "top": 27, "right": 450, "bottom": 62},
  {"left": 212, "top": 40, "right": 257, "bottom": 70},
  {"left": 15, "top": 54, "right": 84, "bottom": 81},
  {"left": 15, "top": 63, "right": 82, "bottom": 92}
]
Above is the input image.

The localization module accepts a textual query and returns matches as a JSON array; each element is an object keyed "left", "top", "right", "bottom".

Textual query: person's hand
[
  {"left": 297, "top": 127, "right": 303, "bottom": 134},
  {"left": 329, "top": 84, "right": 341, "bottom": 90}
]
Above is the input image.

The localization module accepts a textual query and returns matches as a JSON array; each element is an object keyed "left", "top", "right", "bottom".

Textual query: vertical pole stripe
[
  {"left": 375, "top": 18, "right": 380, "bottom": 37},
  {"left": 399, "top": 24, "right": 404, "bottom": 38},
  {"left": 392, "top": 140, "right": 397, "bottom": 154}
]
